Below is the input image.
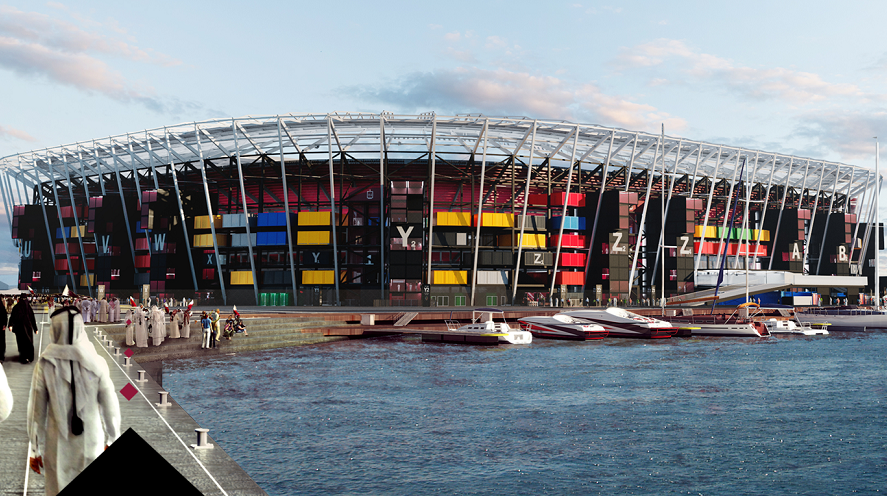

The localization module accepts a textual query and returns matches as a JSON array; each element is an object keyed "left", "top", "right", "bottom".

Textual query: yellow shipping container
[
  {"left": 694, "top": 225, "right": 717, "bottom": 238},
  {"left": 297, "top": 231, "right": 331, "bottom": 245},
  {"left": 480, "top": 212, "right": 514, "bottom": 228},
  {"left": 194, "top": 215, "right": 223, "bottom": 229},
  {"left": 68, "top": 225, "right": 88, "bottom": 238},
  {"left": 79, "top": 274, "right": 95, "bottom": 287},
  {"left": 298, "top": 211, "right": 331, "bottom": 226},
  {"left": 437, "top": 212, "right": 472, "bottom": 226},
  {"left": 752, "top": 229, "right": 770, "bottom": 242},
  {"left": 433, "top": 270, "right": 468, "bottom": 285},
  {"left": 302, "top": 270, "right": 334, "bottom": 285},
  {"left": 230, "top": 271, "right": 254, "bottom": 285},
  {"left": 497, "top": 233, "right": 546, "bottom": 248},
  {"left": 192, "top": 234, "right": 229, "bottom": 247}
]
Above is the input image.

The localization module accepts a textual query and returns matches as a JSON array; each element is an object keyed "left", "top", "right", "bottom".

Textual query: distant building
[{"left": 0, "top": 113, "right": 880, "bottom": 305}]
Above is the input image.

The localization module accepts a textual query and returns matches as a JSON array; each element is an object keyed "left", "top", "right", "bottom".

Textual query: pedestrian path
[{"left": 0, "top": 312, "right": 267, "bottom": 495}]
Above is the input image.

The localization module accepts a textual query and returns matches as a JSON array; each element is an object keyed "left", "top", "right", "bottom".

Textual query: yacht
[
  {"left": 562, "top": 307, "right": 677, "bottom": 339},
  {"left": 517, "top": 314, "right": 608, "bottom": 340},
  {"left": 445, "top": 308, "right": 532, "bottom": 344},
  {"left": 668, "top": 305, "right": 770, "bottom": 337},
  {"left": 795, "top": 306, "right": 887, "bottom": 332},
  {"left": 763, "top": 318, "right": 829, "bottom": 336}
]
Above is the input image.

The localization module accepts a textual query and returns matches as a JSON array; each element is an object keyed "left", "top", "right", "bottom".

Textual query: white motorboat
[
  {"left": 764, "top": 318, "right": 829, "bottom": 336},
  {"left": 445, "top": 308, "right": 532, "bottom": 344},
  {"left": 669, "top": 305, "right": 771, "bottom": 337},
  {"left": 518, "top": 314, "right": 608, "bottom": 340},
  {"left": 562, "top": 307, "right": 677, "bottom": 339},
  {"left": 795, "top": 307, "right": 887, "bottom": 332}
]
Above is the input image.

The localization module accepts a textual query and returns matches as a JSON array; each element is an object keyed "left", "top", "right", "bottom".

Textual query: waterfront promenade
[{"left": 0, "top": 312, "right": 267, "bottom": 495}]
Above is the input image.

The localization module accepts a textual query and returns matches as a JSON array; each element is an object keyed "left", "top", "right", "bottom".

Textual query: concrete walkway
[{"left": 0, "top": 312, "right": 267, "bottom": 495}]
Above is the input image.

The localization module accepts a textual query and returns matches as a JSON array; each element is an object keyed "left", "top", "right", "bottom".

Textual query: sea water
[{"left": 164, "top": 332, "right": 886, "bottom": 495}]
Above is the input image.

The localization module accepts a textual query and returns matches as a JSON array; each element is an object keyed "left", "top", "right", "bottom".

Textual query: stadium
[{"left": 0, "top": 112, "right": 880, "bottom": 306}]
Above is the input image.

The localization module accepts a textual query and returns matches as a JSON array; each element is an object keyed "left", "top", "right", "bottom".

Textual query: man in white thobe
[
  {"left": 27, "top": 306, "right": 120, "bottom": 496},
  {"left": 0, "top": 364, "right": 11, "bottom": 421}
]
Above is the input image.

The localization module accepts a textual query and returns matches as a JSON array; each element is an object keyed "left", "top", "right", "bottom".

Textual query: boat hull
[{"left": 518, "top": 317, "right": 608, "bottom": 340}]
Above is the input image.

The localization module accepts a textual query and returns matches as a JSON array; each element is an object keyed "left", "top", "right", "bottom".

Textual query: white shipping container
[{"left": 477, "top": 270, "right": 508, "bottom": 285}]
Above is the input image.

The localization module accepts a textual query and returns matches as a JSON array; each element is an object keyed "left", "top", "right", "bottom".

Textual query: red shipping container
[
  {"left": 559, "top": 252, "right": 587, "bottom": 267},
  {"left": 554, "top": 271, "right": 585, "bottom": 285},
  {"left": 550, "top": 192, "right": 585, "bottom": 207},
  {"left": 528, "top": 194, "right": 549, "bottom": 206},
  {"left": 55, "top": 259, "right": 68, "bottom": 271},
  {"left": 135, "top": 255, "right": 151, "bottom": 268},
  {"left": 550, "top": 234, "right": 585, "bottom": 249}
]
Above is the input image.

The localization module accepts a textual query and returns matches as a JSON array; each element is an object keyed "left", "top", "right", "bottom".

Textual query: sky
[{"left": 1, "top": 0, "right": 887, "bottom": 285}]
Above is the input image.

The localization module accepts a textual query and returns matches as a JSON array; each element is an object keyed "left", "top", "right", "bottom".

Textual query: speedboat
[
  {"left": 562, "top": 307, "right": 677, "bottom": 339},
  {"left": 517, "top": 314, "right": 608, "bottom": 340},
  {"left": 668, "top": 314, "right": 770, "bottom": 337},
  {"left": 763, "top": 318, "right": 829, "bottom": 336},
  {"left": 445, "top": 308, "right": 532, "bottom": 344},
  {"left": 796, "top": 306, "right": 887, "bottom": 332}
]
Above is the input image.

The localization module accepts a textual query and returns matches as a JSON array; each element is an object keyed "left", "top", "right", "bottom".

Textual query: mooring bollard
[
  {"left": 191, "top": 428, "right": 214, "bottom": 449},
  {"left": 114, "top": 347, "right": 121, "bottom": 356},
  {"left": 155, "top": 391, "right": 171, "bottom": 407},
  {"left": 136, "top": 370, "right": 148, "bottom": 383},
  {"left": 123, "top": 356, "right": 132, "bottom": 367}
]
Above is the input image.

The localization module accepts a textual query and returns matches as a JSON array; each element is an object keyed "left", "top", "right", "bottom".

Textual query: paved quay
[{"left": 0, "top": 312, "right": 267, "bottom": 495}]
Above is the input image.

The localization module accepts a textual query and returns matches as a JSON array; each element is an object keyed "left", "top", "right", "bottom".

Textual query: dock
[{"left": 0, "top": 312, "right": 267, "bottom": 495}]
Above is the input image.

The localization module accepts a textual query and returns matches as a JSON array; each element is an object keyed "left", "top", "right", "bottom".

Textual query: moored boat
[
  {"left": 795, "top": 306, "right": 887, "bottom": 332},
  {"left": 518, "top": 314, "right": 608, "bottom": 340},
  {"left": 445, "top": 308, "right": 532, "bottom": 344},
  {"left": 763, "top": 318, "right": 829, "bottom": 336},
  {"left": 562, "top": 307, "right": 676, "bottom": 339}
]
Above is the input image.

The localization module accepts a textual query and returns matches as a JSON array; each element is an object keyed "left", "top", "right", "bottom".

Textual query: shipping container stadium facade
[{"left": 0, "top": 113, "right": 881, "bottom": 306}]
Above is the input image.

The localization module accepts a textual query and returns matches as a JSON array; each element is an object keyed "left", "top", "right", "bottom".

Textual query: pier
[{"left": 0, "top": 312, "right": 267, "bottom": 495}]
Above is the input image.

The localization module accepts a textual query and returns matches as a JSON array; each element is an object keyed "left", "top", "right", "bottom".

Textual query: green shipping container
[
  {"left": 278, "top": 293, "right": 290, "bottom": 306},
  {"left": 269, "top": 292, "right": 279, "bottom": 306},
  {"left": 259, "top": 292, "right": 269, "bottom": 306}
]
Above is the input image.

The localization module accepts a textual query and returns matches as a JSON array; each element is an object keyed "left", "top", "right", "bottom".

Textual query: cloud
[
  {"left": 794, "top": 109, "right": 887, "bottom": 161},
  {"left": 444, "top": 31, "right": 461, "bottom": 42},
  {"left": 0, "top": 124, "right": 36, "bottom": 142},
  {"left": 614, "top": 38, "right": 865, "bottom": 104},
  {"left": 0, "top": 5, "right": 194, "bottom": 113},
  {"left": 346, "top": 67, "right": 686, "bottom": 133}
]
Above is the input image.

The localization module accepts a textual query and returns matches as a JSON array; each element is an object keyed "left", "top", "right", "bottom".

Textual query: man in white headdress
[
  {"left": 97, "top": 298, "right": 109, "bottom": 323},
  {"left": 0, "top": 364, "right": 11, "bottom": 421},
  {"left": 27, "top": 306, "right": 121, "bottom": 495},
  {"left": 108, "top": 297, "right": 119, "bottom": 323},
  {"left": 149, "top": 305, "right": 165, "bottom": 347},
  {"left": 134, "top": 305, "right": 148, "bottom": 348}
]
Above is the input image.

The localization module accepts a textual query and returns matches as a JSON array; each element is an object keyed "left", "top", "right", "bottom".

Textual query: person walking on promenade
[
  {"left": 134, "top": 305, "right": 148, "bottom": 348},
  {"left": 97, "top": 298, "right": 109, "bottom": 323},
  {"left": 181, "top": 303, "right": 192, "bottom": 339},
  {"left": 200, "top": 312, "right": 212, "bottom": 349},
  {"left": 10, "top": 296, "right": 38, "bottom": 364},
  {"left": 168, "top": 309, "right": 181, "bottom": 339},
  {"left": 149, "top": 305, "right": 165, "bottom": 347},
  {"left": 27, "top": 306, "right": 121, "bottom": 495},
  {"left": 1, "top": 363, "right": 11, "bottom": 421},
  {"left": 210, "top": 309, "right": 221, "bottom": 348},
  {"left": 0, "top": 296, "right": 7, "bottom": 362}
]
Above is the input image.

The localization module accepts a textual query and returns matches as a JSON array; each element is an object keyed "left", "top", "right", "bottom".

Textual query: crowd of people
[{"left": 0, "top": 293, "right": 253, "bottom": 494}]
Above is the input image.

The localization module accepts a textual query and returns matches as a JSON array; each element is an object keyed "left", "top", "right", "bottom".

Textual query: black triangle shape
[{"left": 60, "top": 427, "right": 202, "bottom": 495}]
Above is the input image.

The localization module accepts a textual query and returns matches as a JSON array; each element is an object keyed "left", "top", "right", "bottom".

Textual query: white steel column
[
  {"left": 327, "top": 116, "right": 341, "bottom": 305},
  {"left": 232, "top": 120, "right": 260, "bottom": 305},
  {"left": 469, "top": 119, "right": 489, "bottom": 307},
  {"left": 49, "top": 156, "right": 77, "bottom": 294},
  {"left": 196, "top": 124, "right": 227, "bottom": 305},
  {"left": 62, "top": 153, "right": 93, "bottom": 297},
  {"left": 767, "top": 159, "right": 795, "bottom": 271},
  {"left": 33, "top": 157, "right": 60, "bottom": 285},
  {"left": 107, "top": 140, "right": 138, "bottom": 270},
  {"left": 803, "top": 164, "right": 827, "bottom": 273},
  {"left": 548, "top": 125, "right": 580, "bottom": 299},
  {"left": 146, "top": 131, "right": 159, "bottom": 190},
  {"left": 713, "top": 153, "right": 744, "bottom": 272},
  {"left": 876, "top": 140, "right": 880, "bottom": 306},
  {"left": 379, "top": 115, "right": 386, "bottom": 301},
  {"left": 425, "top": 115, "right": 438, "bottom": 293},
  {"left": 650, "top": 139, "right": 683, "bottom": 288},
  {"left": 751, "top": 155, "right": 778, "bottom": 267},
  {"left": 91, "top": 140, "right": 107, "bottom": 196},
  {"left": 628, "top": 138, "right": 663, "bottom": 299},
  {"left": 165, "top": 129, "right": 199, "bottom": 292},
  {"left": 848, "top": 171, "right": 869, "bottom": 271},
  {"left": 815, "top": 166, "right": 843, "bottom": 275},
  {"left": 511, "top": 121, "right": 537, "bottom": 304},
  {"left": 581, "top": 131, "right": 615, "bottom": 297},
  {"left": 278, "top": 118, "right": 298, "bottom": 301}
]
